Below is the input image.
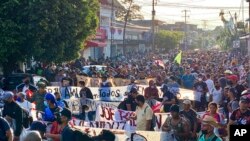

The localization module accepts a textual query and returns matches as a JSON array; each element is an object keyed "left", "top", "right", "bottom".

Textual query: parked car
[{"left": 2, "top": 73, "right": 48, "bottom": 91}]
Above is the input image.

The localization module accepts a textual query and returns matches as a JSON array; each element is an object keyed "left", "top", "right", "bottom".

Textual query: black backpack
[
  {"left": 21, "top": 108, "right": 30, "bottom": 128},
  {"left": 117, "top": 98, "right": 127, "bottom": 110},
  {"left": 16, "top": 105, "right": 30, "bottom": 128},
  {"left": 71, "top": 127, "right": 93, "bottom": 141}
]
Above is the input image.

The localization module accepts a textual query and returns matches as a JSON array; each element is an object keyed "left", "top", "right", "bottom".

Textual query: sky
[{"left": 132, "top": 0, "right": 249, "bottom": 29}]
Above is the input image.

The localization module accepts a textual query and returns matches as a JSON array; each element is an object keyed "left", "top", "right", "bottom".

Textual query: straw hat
[{"left": 202, "top": 115, "right": 220, "bottom": 128}]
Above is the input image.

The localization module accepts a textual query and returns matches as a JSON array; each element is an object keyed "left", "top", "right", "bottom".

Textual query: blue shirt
[{"left": 182, "top": 74, "right": 195, "bottom": 89}]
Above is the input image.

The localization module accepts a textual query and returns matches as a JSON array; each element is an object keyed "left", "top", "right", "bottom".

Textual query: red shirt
[
  {"left": 50, "top": 122, "right": 62, "bottom": 141},
  {"left": 144, "top": 86, "right": 159, "bottom": 99}
]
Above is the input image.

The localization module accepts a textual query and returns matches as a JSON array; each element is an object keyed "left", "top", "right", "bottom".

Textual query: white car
[
  {"left": 32, "top": 75, "right": 48, "bottom": 86},
  {"left": 82, "top": 65, "right": 107, "bottom": 74}
]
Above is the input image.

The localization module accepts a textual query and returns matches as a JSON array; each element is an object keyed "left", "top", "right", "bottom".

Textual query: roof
[
  {"left": 100, "top": 0, "right": 123, "bottom": 8},
  {"left": 113, "top": 21, "right": 150, "bottom": 30},
  {"left": 129, "top": 20, "right": 166, "bottom": 27}
]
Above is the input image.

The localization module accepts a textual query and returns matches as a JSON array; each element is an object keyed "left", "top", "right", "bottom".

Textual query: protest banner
[
  {"left": 75, "top": 126, "right": 172, "bottom": 141},
  {"left": 46, "top": 85, "right": 194, "bottom": 102},
  {"left": 113, "top": 78, "right": 130, "bottom": 86},
  {"left": 46, "top": 86, "right": 128, "bottom": 101},
  {"left": 76, "top": 75, "right": 91, "bottom": 86},
  {"left": 89, "top": 77, "right": 101, "bottom": 87},
  {"left": 66, "top": 98, "right": 119, "bottom": 113},
  {"left": 94, "top": 104, "right": 212, "bottom": 131},
  {"left": 76, "top": 75, "right": 156, "bottom": 87},
  {"left": 71, "top": 119, "right": 129, "bottom": 130}
]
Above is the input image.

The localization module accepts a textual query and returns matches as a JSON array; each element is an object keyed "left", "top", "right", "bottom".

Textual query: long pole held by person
[{"left": 152, "top": 0, "right": 156, "bottom": 51}]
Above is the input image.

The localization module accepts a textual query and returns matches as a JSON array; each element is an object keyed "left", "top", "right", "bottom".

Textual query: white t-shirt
[
  {"left": 211, "top": 88, "right": 222, "bottom": 105},
  {"left": 205, "top": 79, "right": 215, "bottom": 94},
  {"left": 22, "top": 85, "right": 29, "bottom": 93},
  {"left": 17, "top": 100, "right": 32, "bottom": 116},
  {"left": 194, "top": 91, "right": 202, "bottom": 102}
]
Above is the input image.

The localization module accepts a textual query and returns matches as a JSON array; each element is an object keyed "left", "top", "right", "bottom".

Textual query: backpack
[
  {"left": 144, "top": 105, "right": 156, "bottom": 131},
  {"left": 117, "top": 99, "right": 127, "bottom": 110},
  {"left": 21, "top": 108, "right": 30, "bottom": 128},
  {"left": 166, "top": 116, "right": 191, "bottom": 140},
  {"left": 71, "top": 127, "right": 93, "bottom": 141}
]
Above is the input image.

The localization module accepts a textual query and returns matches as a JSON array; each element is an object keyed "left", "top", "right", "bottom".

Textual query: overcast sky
[{"left": 132, "top": 0, "right": 249, "bottom": 29}]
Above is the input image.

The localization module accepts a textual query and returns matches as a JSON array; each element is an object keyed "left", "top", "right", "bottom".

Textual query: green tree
[
  {"left": 215, "top": 26, "right": 236, "bottom": 50},
  {"left": 116, "top": 0, "right": 143, "bottom": 21},
  {"left": 0, "top": 0, "right": 99, "bottom": 74},
  {"left": 116, "top": 0, "right": 143, "bottom": 54},
  {"left": 155, "top": 30, "right": 184, "bottom": 51}
]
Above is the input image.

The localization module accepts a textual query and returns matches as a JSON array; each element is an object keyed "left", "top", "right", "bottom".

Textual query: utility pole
[
  {"left": 202, "top": 20, "right": 208, "bottom": 49},
  {"left": 110, "top": 0, "right": 114, "bottom": 57},
  {"left": 152, "top": 0, "right": 156, "bottom": 51},
  {"left": 182, "top": 10, "right": 190, "bottom": 50},
  {"left": 246, "top": 0, "right": 250, "bottom": 88}
]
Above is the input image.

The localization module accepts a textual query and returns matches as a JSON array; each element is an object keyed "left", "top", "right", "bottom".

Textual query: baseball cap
[
  {"left": 37, "top": 82, "right": 46, "bottom": 88},
  {"left": 241, "top": 89, "right": 250, "bottom": 96},
  {"left": 2, "top": 91, "right": 14, "bottom": 101},
  {"left": 227, "top": 75, "right": 238, "bottom": 82},
  {"left": 45, "top": 93, "right": 56, "bottom": 103},
  {"left": 224, "top": 70, "right": 233, "bottom": 74},
  {"left": 170, "top": 104, "right": 179, "bottom": 113},
  {"left": 240, "top": 96, "right": 250, "bottom": 103},
  {"left": 30, "top": 121, "right": 47, "bottom": 133},
  {"left": 60, "top": 108, "right": 72, "bottom": 120},
  {"left": 130, "top": 87, "right": 138, "bottom": 94},
  {"left": 183, "top": 99, "right": 191, "bottom": 105}
]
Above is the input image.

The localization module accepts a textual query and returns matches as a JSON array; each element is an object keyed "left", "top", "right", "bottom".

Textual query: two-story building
[{"left": 82, "top": 0, "right": 151, "bottom": 59}]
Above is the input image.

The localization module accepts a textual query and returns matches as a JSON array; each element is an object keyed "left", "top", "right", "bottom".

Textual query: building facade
[{"left": 82, "top": 0, "right": 151, "bottom": 59}]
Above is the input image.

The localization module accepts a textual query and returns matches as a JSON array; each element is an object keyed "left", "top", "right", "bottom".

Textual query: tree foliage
[
  {"left": 215, "top": 26, "right": 236, "bottom": 50},
  {"left": 155, "top": 30, "right": 184, "bottom": 51},
  {"left": 0, "top": 0, "right": 99, "bottom": 74},
  {"left": 116, "top": 0, "right": 143, "bottom": 21}
]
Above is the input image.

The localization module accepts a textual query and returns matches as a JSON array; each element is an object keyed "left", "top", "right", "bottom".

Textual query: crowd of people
[{"left": 0, "top": 50, "right": 250, "bottom": 141}]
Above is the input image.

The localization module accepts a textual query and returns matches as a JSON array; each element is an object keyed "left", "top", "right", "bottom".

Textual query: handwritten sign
[{"left": 46, "top": 85, "right": 195, "bottom": 102}]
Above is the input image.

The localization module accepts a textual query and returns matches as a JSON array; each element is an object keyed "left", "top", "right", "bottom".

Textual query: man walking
[
  {"left": 2, "top": 91, "right": 23, "bottom": 141},
  {"left": 130, "top": 95, "right": 154, "bottom": 131}
]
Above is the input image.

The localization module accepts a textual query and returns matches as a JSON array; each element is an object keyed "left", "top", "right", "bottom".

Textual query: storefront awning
[{"left": 86, "top": 40, "right": 107, "bottom": 47}]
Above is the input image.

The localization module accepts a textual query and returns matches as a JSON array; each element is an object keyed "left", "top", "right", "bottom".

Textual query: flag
[
  {"left": 151, "top": 100, "right": 162, "bottom": 113},
  {"left": 174, "top": 51, "right": 182, "bottom": 64},
  {"left": 154, "top": 60, "right": 165, "bottom": 69}
]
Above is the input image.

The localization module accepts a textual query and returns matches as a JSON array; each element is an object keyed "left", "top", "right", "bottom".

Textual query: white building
[{"left": 82, "top": 0, "right": 151, "bottom": 59}]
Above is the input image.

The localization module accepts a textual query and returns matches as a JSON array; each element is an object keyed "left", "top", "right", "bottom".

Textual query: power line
[{"left": 137, "top": 2, "right": 249, "bottom": 9}]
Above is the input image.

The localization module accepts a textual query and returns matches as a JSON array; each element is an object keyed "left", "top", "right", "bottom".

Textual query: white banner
[
  {"left": 63, "top": 98, "right": 119, "bottom": 114},
  {"left": 94, "top": 104, "right": 209, "bottom": 131},
  {"left": 75, "top": 126, "right": 175, "bottom": 141},
  {"left": 46, "top": 85, "right": 194, "bottom": 102},
  {"left": 71, "top": 119, "right": 129, "bottom": 130}
]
